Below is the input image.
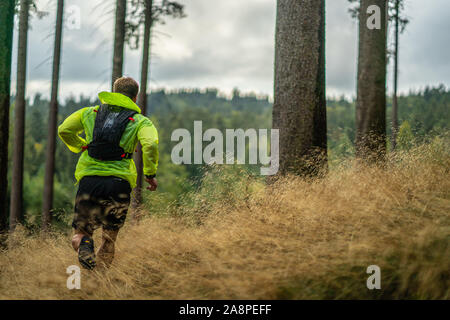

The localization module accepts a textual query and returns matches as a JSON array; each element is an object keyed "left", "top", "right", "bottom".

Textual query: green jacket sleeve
[
  {"left": 58, "top": 108, "right": 88, "bottom": 153},
  {"left": 137, "top": 118, "right": 159, "bottom": 176}
]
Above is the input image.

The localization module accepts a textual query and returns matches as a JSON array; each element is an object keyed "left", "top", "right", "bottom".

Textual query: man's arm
[
  {"left": 58, "top": 108, "right": 88, "bottom": 153},
  {"left": 137, "top": 117, "right": 159, "bottom": 178}
]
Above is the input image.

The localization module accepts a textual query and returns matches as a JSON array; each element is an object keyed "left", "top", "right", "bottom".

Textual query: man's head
[{"left": 113, "top": 77, "right": 139, "bottom": 102}]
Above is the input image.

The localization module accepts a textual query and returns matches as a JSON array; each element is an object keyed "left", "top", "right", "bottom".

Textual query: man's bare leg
[
  {"left": 72, "top": 229, "right": 96, "bottom": 270},
  {"left": 97, "top": 228, "right": 119, "bottom": 267},
  {"left": 71, "top": 230, "right": 92, "bottom": 252}
]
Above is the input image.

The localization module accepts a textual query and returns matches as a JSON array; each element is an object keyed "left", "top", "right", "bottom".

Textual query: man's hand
[{"left": 145, "top": 176, "right": 158, "bottom": 191}]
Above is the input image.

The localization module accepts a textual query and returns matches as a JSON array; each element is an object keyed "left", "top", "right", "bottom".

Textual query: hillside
[
  {"left": 7, "top": 85, "right": 449, "bottom": 230},
  {"left": 1, "top": 134, "right": 448, "bottom": 299}
]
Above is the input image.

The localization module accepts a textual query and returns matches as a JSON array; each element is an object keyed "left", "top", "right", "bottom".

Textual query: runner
[{"left": 58, "top": 76, "right": 159, "bottom": 269}]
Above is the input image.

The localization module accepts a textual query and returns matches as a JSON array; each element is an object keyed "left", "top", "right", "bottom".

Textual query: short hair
[{"left": 113, "top": 77, "right": 139, "bottom": 99}]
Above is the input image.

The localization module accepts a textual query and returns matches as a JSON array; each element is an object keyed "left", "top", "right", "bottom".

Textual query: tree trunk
[
  {"left": 42, "top": 0, "right": 65, "bottom": 232},
  {"left": 0, "top": 0, "right": 15, "bottom": 233},
  {"left": 10, "top": 0, "right": 30, "bottom": 231},
  {"left": 112, "top": 0, "right": 127, "bottom": 88},
  {"left": 391, "top": 0, "right": 399, "bottom": 150},
  {"left": 355, "top": 0, "right": 388, "bottom": 160},
  {"left": 133, "top": 0, "right": 153, "bottom": 208},
  {"left": 272, "top": 0, "right": 327, "bottom": 176}
]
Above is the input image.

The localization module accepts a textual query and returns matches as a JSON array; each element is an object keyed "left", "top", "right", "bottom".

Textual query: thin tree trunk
[
  {"left": 133, "top": 0, "right": 153, "bottom": 208},
  {"left": 391, "top": 0, "right": 399, "bottom": 150},
  {"left": 272, "top": 0, "right": 327, "bottom": 176},
  {"left": 10, "top": 0, "right": 30, "bottom": 232},
  {"left": 0, "top": 0, "right": 15, "bottom": 233},
  {"left": 42, "top": 0, "right": 65, "bottom": 232},
  {"left": 112, "top": 0, "right": 127, "bottom": 88},
  {"left": 355, "top": 0, "right": 388, "bottom": 161}
]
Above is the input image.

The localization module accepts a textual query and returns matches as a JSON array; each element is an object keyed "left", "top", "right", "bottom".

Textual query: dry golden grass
[{"left": 0, "top": 135, "right": 449, "bottom": 299}]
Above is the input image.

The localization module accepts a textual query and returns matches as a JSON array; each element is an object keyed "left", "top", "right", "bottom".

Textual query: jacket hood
[{"left": 98, "top": 91, "right": 141, "bottom": 114}]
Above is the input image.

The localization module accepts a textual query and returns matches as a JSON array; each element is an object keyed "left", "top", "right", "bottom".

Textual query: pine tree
[
  {"left": 272, "top": 0, "right": 327, "bottom": 176},
  {"left": 112, "top": 0, "right": 127, "bottom": 87},
  {"left": 389, "top": 0, "right": 408, "bottom": 150},
  {"left": 129, "top": 0, "right": 185, "bottom": 206},
  {"left": 10, "top": 0, "right": 31, "bottom": 231},
  {"left": 0, "top": 0, "right": 15, "bottom": 233},
  {"left": 355, "top": 0, "right": 388, "bottom": 161},
  {"left": 42, "top": 0, "right": 65, "bottom": 231}
]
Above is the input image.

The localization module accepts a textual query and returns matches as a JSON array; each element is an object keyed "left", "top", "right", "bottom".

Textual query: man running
[{"left": 58, "top": 77, "right": 159, "bottom": 270}]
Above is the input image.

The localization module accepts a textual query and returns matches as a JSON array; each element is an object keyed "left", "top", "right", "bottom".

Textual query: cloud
[
  {"left": 9, "top": 0, "right": 450, "bottom": 101},
  {"left": 393, "top": 0, "right": 450, "bottom": 93},
  {"left": 325, "top": 0, "right": 359, "bottom": 98}
]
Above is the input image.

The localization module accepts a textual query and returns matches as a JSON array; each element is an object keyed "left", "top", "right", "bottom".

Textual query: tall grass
[{"left": 0, "top": 134, "right": 448, "bottom": 299}]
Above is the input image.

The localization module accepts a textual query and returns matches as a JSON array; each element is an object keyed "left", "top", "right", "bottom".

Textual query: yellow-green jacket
[{"left": 58, "top": 91, "right": 159, "bottom": 188}]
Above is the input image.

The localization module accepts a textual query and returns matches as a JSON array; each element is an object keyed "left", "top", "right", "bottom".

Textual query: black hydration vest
[{"left": 86, "top": 104, "right": 137, "bottom": 161}]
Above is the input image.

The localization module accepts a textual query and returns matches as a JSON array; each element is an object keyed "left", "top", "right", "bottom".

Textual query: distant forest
[{"left": 7, "top": 84, "right": 449, "bottom": 230}]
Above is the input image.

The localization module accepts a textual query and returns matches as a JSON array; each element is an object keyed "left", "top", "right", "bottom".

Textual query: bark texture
[
  {"left": 10, "top": 0, "right": 30, "bottom": 231},
  {"left": 133, "top": 0, "right": 153, "bottom": 207},
  {"left": 42, "top": 0, "right": 65, "bottom": 231},
  {"left": 355, "top": 0, "right": 388, "bottom": 160},
  {"left": 273, "top": 0, "right": 327, "bottom": 176},
  {"left": 111, "top": 0, "right": 127, "bottom": 88},
  {"left": 391, "top": 0, "right": 399, "bottom": 150},
  {"left": 0, "top": 0, "right": 15, "bottom": 232}
]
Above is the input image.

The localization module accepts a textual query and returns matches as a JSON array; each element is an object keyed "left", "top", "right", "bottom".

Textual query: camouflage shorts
[{"left": 73, "top": 176, "right": 131, "bottom": 235}]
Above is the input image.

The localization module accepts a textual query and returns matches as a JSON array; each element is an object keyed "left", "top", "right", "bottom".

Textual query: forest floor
[{"left": 0, "top": 134, "right": 449, "bottom": 299}]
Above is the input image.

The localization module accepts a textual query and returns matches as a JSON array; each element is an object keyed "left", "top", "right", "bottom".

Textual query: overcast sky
[{"left": 10, "top": 0, "right": 450, "bottom": 101}]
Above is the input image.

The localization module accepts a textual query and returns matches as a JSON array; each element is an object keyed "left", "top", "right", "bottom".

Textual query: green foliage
[
  {"left": 388, "top": 0, "right": 409, "bottom": 32},
  {"left": 126, "top": 0, "right": 186, "bottom": 49},
  {"left": 393, "top": 85, "right": 450, "bottom": 137},
  {"left": 9, "top": 85, "right": 449, "bottom": 230},
  {"left": 397, "top": 120, "right": 414, "bottom": 150},
  {"left": 22, "top": 172, "right": 74, "bottom": 230},
  {"left": 327, "top": 96, "right": 356, "bottom": 162},
  {"left": 150, "top": 164, "right": 264, "bottom": 226}
]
